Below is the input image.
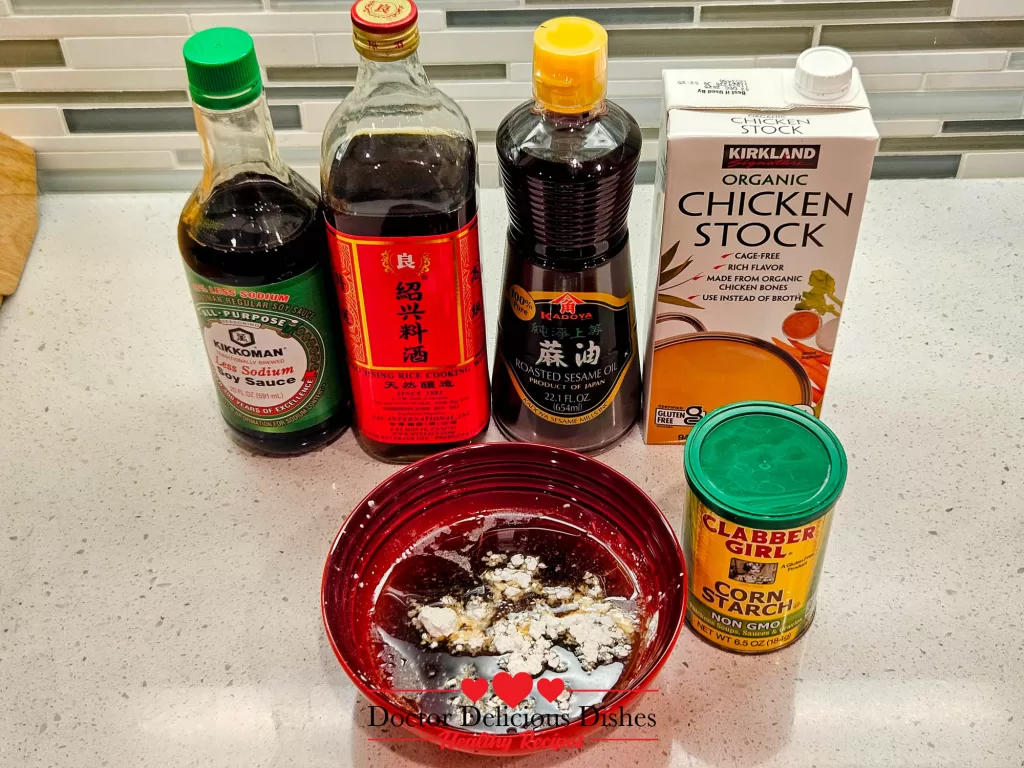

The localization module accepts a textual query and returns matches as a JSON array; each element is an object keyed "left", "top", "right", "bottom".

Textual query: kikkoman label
[
  {"left": 685, "top": 498, "right": 833, "bottom": 653},
  {"left": 498, "top": 289, "right": 635, "bottom": 426},
  {"left": 186, "top": 265, "right": 343, "bottom": 434}
]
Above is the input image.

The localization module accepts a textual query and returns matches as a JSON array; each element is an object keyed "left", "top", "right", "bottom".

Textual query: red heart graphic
[
  {"left": 491, "top": 671, "right": 533, "bottom": 708},
  {"left": 536, "top": 677, "right": 565, "bottom": 703},
  {"left": 460, "top": 677, "right": 487, "bottom": 703}
]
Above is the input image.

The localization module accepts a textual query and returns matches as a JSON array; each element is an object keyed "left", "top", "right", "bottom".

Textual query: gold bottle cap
[
  {"left": 533, "top": 17, "right": 608, "bottom": 114},
  {"left": 350, "top": 0, "right": 420, "bottom": 62}
]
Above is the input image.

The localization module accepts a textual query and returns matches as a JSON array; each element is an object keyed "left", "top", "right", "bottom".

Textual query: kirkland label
[
  {"left": 498, "top": 289, "right": 635, "bottom": 426},
  {"left": 186, "top": 265, "right": 344, "bottom": 434},
  {"left": 326, "top": 217, "right": 489, "bottom": 445},
  {"left": 722, "top": 144, "right": 821, "bottom": 169}
]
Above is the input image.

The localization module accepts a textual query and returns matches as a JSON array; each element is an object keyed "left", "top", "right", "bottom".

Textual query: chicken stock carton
[{"left": 643, "top": 47, "right": 878, "bottom": 444}]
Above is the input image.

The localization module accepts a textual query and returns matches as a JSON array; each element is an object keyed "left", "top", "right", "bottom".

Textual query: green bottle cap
[
  {"left": 684, "top": 401, "right": 847, "bottom": 530},
  {"left": 183, "top": 27, "right": 263, "bottom": 111}
]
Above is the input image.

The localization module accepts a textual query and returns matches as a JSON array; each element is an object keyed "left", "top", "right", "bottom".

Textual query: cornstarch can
[{"left": 683, "top": 401, "right": 847, "bottom": 653}]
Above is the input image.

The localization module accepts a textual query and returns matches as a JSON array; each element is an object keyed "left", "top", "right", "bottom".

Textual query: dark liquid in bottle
[
  {"left": 179, "top": 172, "right": 350, "bottom": 454},
  {"left": 323, "top": 131, "right": 489, "bottom": 463},
  {"left": 324, "top": 132, "right": 476, "bottom": 237},
  {"left": 492, "top": 104, "right": 642, "bottom": 454}
]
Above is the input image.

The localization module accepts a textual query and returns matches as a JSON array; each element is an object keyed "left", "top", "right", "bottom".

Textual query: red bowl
[{"left": 322, "top": 442, "right": 686, "bottom": 755}]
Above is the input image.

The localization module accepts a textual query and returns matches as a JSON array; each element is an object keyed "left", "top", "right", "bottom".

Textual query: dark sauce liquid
[
  {"left": 324, "top": 131, "right": 476, "bottom": 237},
  {"left": 371, "top": 512, "right": 641, "bottom": 734},
  {"left": 323, "top": 131, "right": 489, "bottom": 463},
  {"left": 179, "top": 173, "right": 350, "bottom": 454},
  {"left": 492, "top": 104, "right": 642, "bottom": 453}
]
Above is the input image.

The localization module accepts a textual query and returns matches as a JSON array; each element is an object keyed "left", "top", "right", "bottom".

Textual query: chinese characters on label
[
  {"left": 501, "top": 290, "right": 634, "bottom": 425},
  {"left": 535, "top": 338, "right": 602, "bottom": 368},
  {"left": 326, "top": 218, "right": 490, "bottom": 444},
  {"left": 396, "top": 278, "right": 428, "bottom": 364}
]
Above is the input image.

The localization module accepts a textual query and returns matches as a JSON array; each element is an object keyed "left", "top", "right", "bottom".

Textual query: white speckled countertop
[{"left": 1, "top": 182, "right": 1023, "bottom": 768}]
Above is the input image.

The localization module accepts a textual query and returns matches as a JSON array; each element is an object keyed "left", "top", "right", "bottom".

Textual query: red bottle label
[{"left": 326, "top": 217, "right": 489, "bottom": 444}]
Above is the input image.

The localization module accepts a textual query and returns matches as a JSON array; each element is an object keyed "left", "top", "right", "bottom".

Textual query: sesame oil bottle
[{"left": 491, "top": 18, "right": 643, "bottom": 453}]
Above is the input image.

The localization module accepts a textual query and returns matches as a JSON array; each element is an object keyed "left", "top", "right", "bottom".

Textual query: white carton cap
[{"left": 794, "top": 46, "right": 854, "bottom": 101}]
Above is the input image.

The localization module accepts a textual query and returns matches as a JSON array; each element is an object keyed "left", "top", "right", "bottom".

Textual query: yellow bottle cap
[{"left": 533, "top": 17, "right": 608, "bottom": 114}]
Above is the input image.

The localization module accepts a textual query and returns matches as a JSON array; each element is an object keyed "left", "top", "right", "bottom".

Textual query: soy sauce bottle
[
  {"left": 178, "top": 28, "right": 350, "bottom": 454},
  {"left": 321, "top": 0, "right": 489, "bottom": 463},
  {"left": 492, "top": 18, "right": 642, "bottom": 453}
]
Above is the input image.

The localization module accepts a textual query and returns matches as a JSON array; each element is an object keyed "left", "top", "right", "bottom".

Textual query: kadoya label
[
  {"left": 186, "top": 265, "right": 344, "bottom": 433},
  {"left": 326, "top": 217, "right": 489, "bottom": 445},
  {"left": 498, "top": 288, "right": 635, "bottom": 426}
]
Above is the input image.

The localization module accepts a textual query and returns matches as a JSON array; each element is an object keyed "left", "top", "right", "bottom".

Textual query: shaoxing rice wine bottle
[
  {"left": 492, "top": 17, "right": 643, "bottom": 453},
  {"left": 322, "top": 0, "right": 490, "bottom": 463},
  {"left": 178, "top": 28, "right": 350, "bottom": 455}
]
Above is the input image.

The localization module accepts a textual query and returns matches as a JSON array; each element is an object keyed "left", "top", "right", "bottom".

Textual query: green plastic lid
[
  {"left": 684, "top": 401, "right": 847, "bottom": 530},
  {"left": 183, "top": 27, "right": 263, "bottom": 110}
]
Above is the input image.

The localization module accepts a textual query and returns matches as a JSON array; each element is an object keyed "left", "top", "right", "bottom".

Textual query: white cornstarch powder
[
  {"left": 416, "top": 606, "right": 459, "bottom": 639},
  {"left": 410, "top": 552, "right": 636, "bottom": 674}
]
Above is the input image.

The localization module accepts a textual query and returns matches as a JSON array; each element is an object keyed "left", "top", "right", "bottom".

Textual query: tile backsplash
[{"left": 1, "top": 0, "right": 1023, "bottom": 191}]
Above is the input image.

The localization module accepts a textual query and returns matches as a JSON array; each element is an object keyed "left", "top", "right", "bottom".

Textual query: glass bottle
[
  {"left": 178, "top": 28, "right": 350, "bottom": 455},
  {"left": 321, "top": 0, "right": 490, "bottom": 464},
  {"left": 491, "top": 18, "right": 643, "bottom": 454}
]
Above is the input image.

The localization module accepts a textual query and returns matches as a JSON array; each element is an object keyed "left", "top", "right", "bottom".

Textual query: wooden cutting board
[{"left": 0, "top": 132, "right": 38, "bottom": 309}]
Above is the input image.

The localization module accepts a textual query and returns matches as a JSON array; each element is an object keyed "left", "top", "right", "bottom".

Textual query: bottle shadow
[{"left": 661, "top": 632, "right": 803, "bottom": 765}]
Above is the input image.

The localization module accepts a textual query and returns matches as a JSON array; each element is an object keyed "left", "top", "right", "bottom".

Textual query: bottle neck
[
  {"left": 195, "top": 94, "right": 286, "bottom": 194},
  {"left": 354, "top": 50, "right": 432, "bottom": 95},
  {"left": 532, "top": 101, "right": 607, "bottom": 125}
]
